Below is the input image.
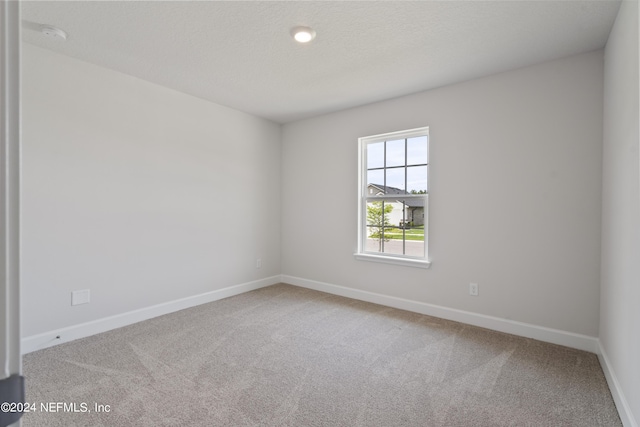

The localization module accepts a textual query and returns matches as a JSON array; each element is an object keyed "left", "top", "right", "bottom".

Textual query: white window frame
[{"left": 354, "top": 127, "right": 431, "bottom": 269}]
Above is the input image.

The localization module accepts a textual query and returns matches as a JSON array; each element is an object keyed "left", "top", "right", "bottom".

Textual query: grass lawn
[{"left": 381, "top": 226, "right": 424, "bottom": 241}]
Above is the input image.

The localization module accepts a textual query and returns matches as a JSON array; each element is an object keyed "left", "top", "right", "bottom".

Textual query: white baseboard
[
  {"left": 21, "top": 275, "right": 281, "bottom": 354},
  {"left": 598, "top": 342, "right": 638, "bottom": 427},
  {"left": 282, "top": 275, "right": 599, "bottom": 353}
]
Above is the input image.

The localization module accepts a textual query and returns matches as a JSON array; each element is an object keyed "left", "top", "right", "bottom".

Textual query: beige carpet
[{"left": 23, "top": 284, "right": 621, "bottom": 426}]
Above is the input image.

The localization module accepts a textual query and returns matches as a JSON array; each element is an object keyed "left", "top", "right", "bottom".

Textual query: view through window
[{"left": 358, "top": 127, "right": 429, "bottom": 265}]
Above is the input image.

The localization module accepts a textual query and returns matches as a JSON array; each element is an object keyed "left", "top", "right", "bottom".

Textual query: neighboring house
[{"left": 367, "top": 184, "right": 425, "bottom": 227}]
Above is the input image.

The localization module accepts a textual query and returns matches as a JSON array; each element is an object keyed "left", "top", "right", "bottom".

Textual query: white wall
[
  {"left": 21, "top": 44, "right": 281, "bottom": 337},
  {"left": 600, "top": 1, "right": 640, "bottom": 425},
  {"left": 282, "top": 51, "right": 604, "bottom": 337}
]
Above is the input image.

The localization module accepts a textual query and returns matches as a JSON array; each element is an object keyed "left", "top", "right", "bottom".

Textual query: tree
[{"left": 367, "top": 201, "right": 393, "bottom": 251}]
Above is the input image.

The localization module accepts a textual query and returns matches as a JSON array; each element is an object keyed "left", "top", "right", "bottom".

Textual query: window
[{"left": 355, "top": 127, "right": 430, "bottom": 268}]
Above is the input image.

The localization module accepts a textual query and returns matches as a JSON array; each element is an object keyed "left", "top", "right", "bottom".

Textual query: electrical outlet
[
  {"left": 469, "top": 283, "right": 479, "bottom": 296},
  {"left": 71, "top": 289, "right": 90, "bottom": 306},
  {"left": 256, "top": 258, "right": 262, "bottom": 269}
]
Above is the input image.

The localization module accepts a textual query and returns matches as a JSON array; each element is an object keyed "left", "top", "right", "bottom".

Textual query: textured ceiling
[{"left": 21, "top": 1, "right": 621, "bottom": 124}]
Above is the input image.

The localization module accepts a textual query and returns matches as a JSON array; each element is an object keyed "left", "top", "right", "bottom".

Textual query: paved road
[{"left": 365, "top": 238, "right": 424, "bottom": 257}]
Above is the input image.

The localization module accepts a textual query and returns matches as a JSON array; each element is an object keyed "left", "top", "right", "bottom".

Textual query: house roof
[
  {"left": 368, "top": 183, "right": 405, "bottom": 196},
  {"left": 367, "top": 184, "right": 424, "bottom": 208}
]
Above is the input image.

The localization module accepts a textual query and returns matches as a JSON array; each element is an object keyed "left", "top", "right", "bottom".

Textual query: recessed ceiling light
[
  {"left": 41, "top": 26, "right": 67, "bottom": 41},
  {"left": 291, "top": 26, "right": 316, "bottom": 43}
]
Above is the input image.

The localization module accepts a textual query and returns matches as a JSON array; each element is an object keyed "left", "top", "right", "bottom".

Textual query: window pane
[
  {"left": 385, "top": 168, "right": 405, "bottom": 193},
  {"left": 386, "top": 139, "right": 405, "bottom": 167},
  {"left": 390, "top": 237, "right": 424, "bottom": 258},
  {"left": 367, "top": 142, "right": 384, "bottom": 169},
  {"left": 382, "top": 234, "right": 406, "bottom": 255},
  {"left": 407, "top": 136, "right": 428, "bottom": 165},
  {"left": 407, "top": 166, "right": 427, "bottom": 194},
  {"left": 384, "top": 199, "right": 425, "bottom": 257},
  {"left": 365, "top": 201, "right": 394, "bottom": 253},
  {"left": 367, "top": 169, "right": 384, "bottom": 194},
  {"left": 401, "top": 198, "right": 425, "bottom": 230}
]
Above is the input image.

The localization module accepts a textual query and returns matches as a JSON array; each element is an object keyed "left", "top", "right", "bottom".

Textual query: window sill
[{"left": 353, "top": 253, "right": 431, "bottom": 269}]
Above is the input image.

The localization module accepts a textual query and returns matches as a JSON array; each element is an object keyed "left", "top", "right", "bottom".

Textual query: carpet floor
[{"left": 23, "top": 284, "right": 621, "bottom": 426}]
